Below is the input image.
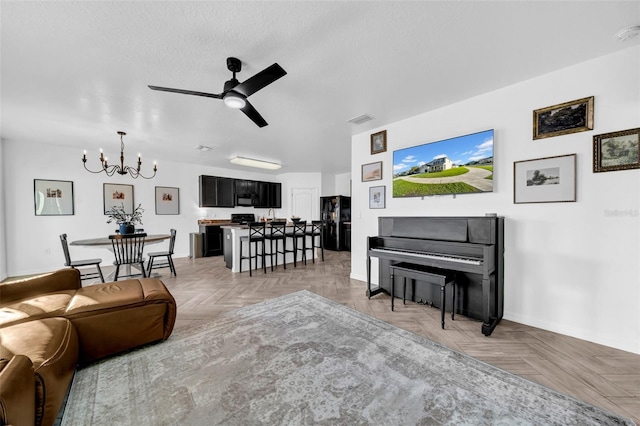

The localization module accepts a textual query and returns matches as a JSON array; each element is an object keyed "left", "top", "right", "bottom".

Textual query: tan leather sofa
[{"left": 0, "top": 269, "right": 177, "bottom": 426}]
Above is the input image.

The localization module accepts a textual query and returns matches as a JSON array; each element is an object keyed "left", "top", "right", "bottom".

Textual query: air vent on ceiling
[
  {"left": 347, "top": 114, "right": 374, "bottom": 125},
  {"left": 194, "top": 145, "right": 212, "bottom": 152}
]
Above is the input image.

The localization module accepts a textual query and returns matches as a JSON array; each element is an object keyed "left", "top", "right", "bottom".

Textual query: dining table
[{"left": 71, "top": 234, "right": 171, "bottom": 280}]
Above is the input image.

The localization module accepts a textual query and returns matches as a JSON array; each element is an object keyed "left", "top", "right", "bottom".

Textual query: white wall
[
  {"left": 1, "top": 141, "right": 323, "bottom": 277},
  {"left": 351, "top": 46, "right": 640, "bottom": 354},
  {"left": 0, "top": 139, "right": 7, "bottom": 280}
]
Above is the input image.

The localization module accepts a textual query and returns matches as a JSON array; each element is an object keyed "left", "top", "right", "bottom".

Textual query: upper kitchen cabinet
[{"left": 199, "top": 176, "right": 235, "bottom": 207}]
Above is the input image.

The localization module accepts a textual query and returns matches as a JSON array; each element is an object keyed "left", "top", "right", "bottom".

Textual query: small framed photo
[
  {"left": 34, "top": 179, "right": 74, "bottom": 216},
  {"left": 593, "top": 127, "right": 640, "bottom": 173},
  {"left": 514, "top": 154, "right": 576, "bottom": 204},
  {"left": 533, "top": 96, "right": 594, "bottom": 140},
  {"left": 369, "top": 185, "right": 386, "bottom": 209},
  {"left": 104, "top": 183, "right": 134, "bottom": 214},
  {"left": 155, "top": 186, "right": 180, "bottom": 215},
  {"left": 362, "top": 161, "right": 383, "bottom": 182},
  {"left": 371, "top": 130, "right": 387, "bottom": 154}
]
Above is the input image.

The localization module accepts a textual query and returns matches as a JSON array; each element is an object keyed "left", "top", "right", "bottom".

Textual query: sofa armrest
[
  {"left": 0, "top": 269, "right": 81, "bottom": 305},
  {"left": 0, "top": 355, "right": 36, "bottom": 426}
]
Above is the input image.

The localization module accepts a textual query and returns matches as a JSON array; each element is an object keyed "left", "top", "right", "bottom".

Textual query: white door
[{"left": 291, "top": 188, "right": 319, "bottom": 221}]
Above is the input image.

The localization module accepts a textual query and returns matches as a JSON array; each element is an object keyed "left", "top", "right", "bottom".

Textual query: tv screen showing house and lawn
[{"left": 392, "top": 129, "right": 494, "bottom": 197}]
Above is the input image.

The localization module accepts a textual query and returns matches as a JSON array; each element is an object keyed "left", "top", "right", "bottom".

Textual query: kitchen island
[{"left": 222, "top": 223, "right": 317, "bottom": 272}]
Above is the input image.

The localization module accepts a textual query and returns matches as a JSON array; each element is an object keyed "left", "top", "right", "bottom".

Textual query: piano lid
[{"left": 379, "top": 217, "right": 468, "bottom": 242}]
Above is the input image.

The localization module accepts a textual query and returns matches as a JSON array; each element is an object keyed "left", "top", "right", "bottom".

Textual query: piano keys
[{"left": 367, "top": 216, "right": 504, "bottom": 336}]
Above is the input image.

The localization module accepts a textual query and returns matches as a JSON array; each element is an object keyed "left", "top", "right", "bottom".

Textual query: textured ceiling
[{"left": 2, "top": 1, "right": 639, "bottom": 175}]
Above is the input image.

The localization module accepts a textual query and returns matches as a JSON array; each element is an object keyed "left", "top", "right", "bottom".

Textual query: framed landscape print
[
  {"left": 103, "top": 183, "right": 134, "bottom": 214},
  {"left": 155, "top": 186, "right": 180, "bottom": 215},
  {"left": 593, "top": 127, "right": 640, "bottom": 173},
  {"left": 514, "top": 154, "right": 576, "bottom": 204},
  {"left": 362, "top": 161, "right": 383, "bottom": 182},
  {"left": 371, "top": 130, "right": 387, "bottom": 154},
  {"left": 34, "top": 179, "right": 74, "bottom": 216},
  {"left": 533, "top": 96, "right": 594, "bottom": 140},
  {"left": 369, "top": 185, "right": 386, "bottom": 209}
]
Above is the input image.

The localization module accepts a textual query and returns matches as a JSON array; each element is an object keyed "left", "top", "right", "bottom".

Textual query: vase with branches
[{"left": 106, "top": 203, "right": 144, "bottom": 234}]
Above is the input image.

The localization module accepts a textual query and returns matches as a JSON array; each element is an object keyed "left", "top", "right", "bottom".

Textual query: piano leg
[
  {"left": 390, "top": 269, "right": 395, "bottom": 311},
  {"left": 366, "top": 255, "right": 384, "bottom": 299},
  {"left": 481, "top": 276, "right": 499, "bottom": 336},
  {"left": 440, "top": 284, "right": 445, "bottom": 329},
  {"left": 367, "top": 255, "right": 371, "bottom": 299}
]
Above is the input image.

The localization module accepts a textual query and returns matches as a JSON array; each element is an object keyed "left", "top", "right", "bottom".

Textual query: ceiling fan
[{"left": 148, "top": 57, "right": 286, "bottom": 128}]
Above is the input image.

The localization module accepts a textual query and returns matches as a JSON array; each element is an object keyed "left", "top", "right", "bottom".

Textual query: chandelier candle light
[{"left": 82, "top": 131, "right": 157, "bottom": 179}]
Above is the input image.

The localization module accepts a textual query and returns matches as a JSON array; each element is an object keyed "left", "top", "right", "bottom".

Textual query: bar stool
[
  {"left": 239, "top": 222, "right": 267, "bottom": 276},
  {"left": 285, "top": 220, "right": 307, "bottom": 267},
  {"left": 305, "top": 220, "right": 324, "bottom": 262},
  {"left": 265, "top": 221, "right": 288, "bottom": 270}
]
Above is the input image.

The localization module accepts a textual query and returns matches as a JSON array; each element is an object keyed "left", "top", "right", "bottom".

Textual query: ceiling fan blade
[
  {"left": 240, "top": 100, "right": 268, "bottom": 127},
  {"left": 233, "top": 63, "right": 287, "bottom": 98},
  {"left": 148, "top": 85, "right": 223, "bottom": 99}
]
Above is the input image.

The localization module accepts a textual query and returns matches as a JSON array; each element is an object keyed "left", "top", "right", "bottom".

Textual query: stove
[{"left": 231, "top": 213, "right": 255, "bottom": 225}]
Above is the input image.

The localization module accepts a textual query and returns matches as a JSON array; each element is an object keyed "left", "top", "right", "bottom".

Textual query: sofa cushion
[
  {"left": 63, "top": 278, "right": 176, "bottom": 364},
  {"left": 0, "top": 317, "right": 79, "bottom": 426},
  {"left": 0, "top": 355, "right": 36, "bottom": 426},
  {"left": 0, "top": 290, "right": 76, "bottom": 328},
  {"left": 0, "top": 269, "right": 81, "bottom": 305}
]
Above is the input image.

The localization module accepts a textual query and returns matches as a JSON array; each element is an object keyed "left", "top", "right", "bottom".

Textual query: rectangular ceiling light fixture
[
  {"left": 230, "top": 156, "right": 282, "bottom": 170},
  {"left": 347, "top": 114, "right": 374, "bottom": 125}
]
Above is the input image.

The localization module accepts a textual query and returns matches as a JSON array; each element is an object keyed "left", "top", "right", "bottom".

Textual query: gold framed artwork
[
  {"left": 371, "top": 130, "right": 387, "bottom": 154},
  {"left": 362, "top": 161, "right": 382, "bottom": 182},
  {"left": 593, "top": 127, "right": 640, "bottom": 173},
  {"left": 533, "top": 96, "right": 594, "bottom": 140}
]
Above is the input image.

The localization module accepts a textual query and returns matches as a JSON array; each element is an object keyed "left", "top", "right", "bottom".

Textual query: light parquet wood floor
[{"left": 10, "top": 251, "right": 639, "bottom": 423}]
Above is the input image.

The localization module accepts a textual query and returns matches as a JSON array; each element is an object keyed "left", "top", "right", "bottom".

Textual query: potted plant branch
[{"left": 106, "top": 203, "right": 144, "bottom": 234}]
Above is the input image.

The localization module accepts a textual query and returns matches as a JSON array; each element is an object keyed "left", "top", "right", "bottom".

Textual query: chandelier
[{"left": 82, "top": 131, "right": 157, "bottom": 179}]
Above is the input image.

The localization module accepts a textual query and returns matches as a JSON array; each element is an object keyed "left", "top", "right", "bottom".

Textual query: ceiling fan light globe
[{"left": 224, "top": 93, "right": 246, "bottom": 109}]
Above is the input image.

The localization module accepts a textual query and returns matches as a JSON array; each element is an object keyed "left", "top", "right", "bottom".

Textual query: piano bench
[{"left": 389, "top": 263, "right": 456, "bottom": 329}]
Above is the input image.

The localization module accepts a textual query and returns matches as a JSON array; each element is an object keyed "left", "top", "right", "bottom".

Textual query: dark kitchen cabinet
[
  {"left": 269, "top": 182, "right": 282, "bottom": 208},
  {"left": 199, "top": 225, "right": 224, "bottom": 256},
  {"left": 255, "top": 182, "right": 281, "bottom": 208},
  {"left": 199, "top": 176, "right": 234, "bottom": 207},
  {"left": 234, "top": 179, "right": 258, "bottom": 195}
]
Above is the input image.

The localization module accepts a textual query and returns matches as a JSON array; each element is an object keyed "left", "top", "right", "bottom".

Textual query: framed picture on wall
[
  {"left": 34, "top": 179, "right": 74, "bottom": 216},
  {"left": 371, "top": 130, "right": 387, "bottom": 154},
  {"left": 593, "top": 127, "right": 640, "bottom": 173},
  {"left": 369, "top": 185, "right": 386, "bottom": 209},
  {"left": 533, "top": 96, "right": 594, "bottom": 140},
  {"left": 513, "top": 154, "right": 576, "bottom": 204},
  {"left": 155, "top": 186, "right": 180, "bottom": 215},
  {"left": 362, "top": 161, "right": 383, "bottom": 182},
  {"left": 103, "top": 183, "right": 134, "bottom": 214}
]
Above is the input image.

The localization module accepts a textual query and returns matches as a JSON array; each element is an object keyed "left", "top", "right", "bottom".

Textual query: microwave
[{"left": 236, "top": 193, "right": 257, "bottom": 206}]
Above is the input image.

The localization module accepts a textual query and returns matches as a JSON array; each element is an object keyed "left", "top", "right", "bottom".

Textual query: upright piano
[{"left": 367, "top": 216, "right": 504, "bottom": 336}]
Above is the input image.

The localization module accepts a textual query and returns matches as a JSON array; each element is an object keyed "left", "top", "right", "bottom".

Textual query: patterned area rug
[{"left": 61, "top": 290, "right": 634, "bottom": 425}]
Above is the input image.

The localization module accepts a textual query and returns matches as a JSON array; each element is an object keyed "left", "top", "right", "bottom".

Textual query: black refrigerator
[{"left": 320, "top": 196, "right": 351, "bottom": 251}]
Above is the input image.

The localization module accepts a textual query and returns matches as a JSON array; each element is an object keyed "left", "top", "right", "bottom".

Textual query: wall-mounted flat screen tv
[{"left": 393, "top": 129, "right": 494, "bottom": 197}]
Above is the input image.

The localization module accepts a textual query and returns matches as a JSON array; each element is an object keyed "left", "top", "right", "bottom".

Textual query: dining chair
[
  {"left": 239, "top": 222, "right": 267, "bottom": 276},
  {"left": 146, "top": 229, "right": 177, "bottom": 276},
  {"left": 59, "top": 234, "right": 105, "bottom": 283},
  {"left": 285, "top": 220, "right": 307, "bottom": 267},
  {"left": 265, "top": 221, "right": 288, "bottom": 271},
  {"left": 305, "top": 220, "right": 324, "bottom": 263},
  {"left": 109, "top": 233, "right": 147, "bottom": 281}
]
